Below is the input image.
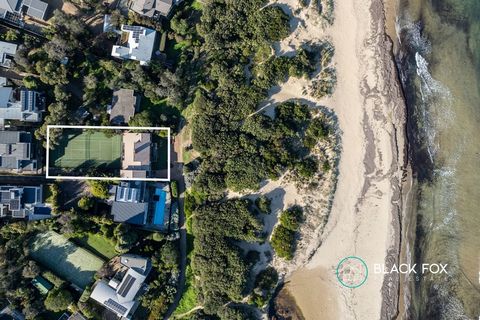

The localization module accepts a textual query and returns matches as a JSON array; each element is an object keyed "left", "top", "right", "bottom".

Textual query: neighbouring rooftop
[
  {"left": 0, "top": 41, "right": 17, "bottom": 68},
  {"left": 0, "top": 87, "right": 45, "bottom": 124},
  {"left": 0, "top": 0, "right": 48, "bottom": 20},
  {"left": 0, "top": 185, "right": 50, "bottom": 219},
  {"left": 90, "top": 255, "right": 151, "bottom": 319},
  {"left": 111, "top": 181, "right": 148, "bottom": 225},
  {"left": 0, "top": 131, "right": 37, "bottom": 172},
  {"left": 111, "top": 25, "right": 157, "bottom": 66},
  {"left": 120, "top": 132, "right": 151, "bottom": 179},
  {"left": 130, "top": 0, "right": 173, "bottom": 18},
  {"left": 109, "top": 89, "right": 138, "bottom": 125}
]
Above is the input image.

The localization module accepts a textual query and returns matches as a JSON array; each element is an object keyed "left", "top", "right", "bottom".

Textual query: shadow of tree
[{"left": 28, "top": 231, "right": 105, "bottom": 289}]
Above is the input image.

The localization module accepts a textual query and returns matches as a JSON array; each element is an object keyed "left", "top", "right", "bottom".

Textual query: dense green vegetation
[
  {"left": 0, "top": 223, "right": 46, "bottom": 318},
  {"left": 191, "top": 199, "right": 262, "bottom": 314},
  {"left": 44, "top": 288, "right": 73, "bottom": 312},
  {"left": 4, "top": 0, "right": 338, "bottom": 318},
  {"left": 255, "top": 195, "right": 272, "bottom": 214},
  {"left": 250, "top": 267, "right": 279, "bottom": 307},
  {"left": 271, "top": 206, "right": 304, "bottom": 259}
]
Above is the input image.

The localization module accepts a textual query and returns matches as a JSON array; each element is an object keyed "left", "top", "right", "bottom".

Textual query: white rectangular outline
[{"left": 46, "top": 125, "right": 170, "bottom": 182}]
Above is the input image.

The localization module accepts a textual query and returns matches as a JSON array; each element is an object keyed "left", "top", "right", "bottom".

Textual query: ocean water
[{"left": 396, "top": 0, "right": 480, "bottom": 319}]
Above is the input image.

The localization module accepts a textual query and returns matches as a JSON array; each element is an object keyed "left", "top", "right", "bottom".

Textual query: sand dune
[{"left": 257, "top": 0, "right": 408, "bottom": 318}]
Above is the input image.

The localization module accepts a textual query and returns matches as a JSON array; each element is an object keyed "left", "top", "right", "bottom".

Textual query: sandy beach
[{"left": 257, "top": 0, "right": 408, "bottom": 319}]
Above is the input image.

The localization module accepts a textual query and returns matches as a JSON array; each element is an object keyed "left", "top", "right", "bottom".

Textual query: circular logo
[{"left": 336, "top": 256, "right": 368, "bottom": 288}]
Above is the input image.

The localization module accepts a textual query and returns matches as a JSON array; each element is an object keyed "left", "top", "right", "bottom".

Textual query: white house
[
  {"left": 111, "top": 25, "right": 157, "bottom": 66},
  {"left": 0, "top": 41, "right": 17, "bottom": 68},
  {"left": 90, "top": 255, "right": 151, "bottom": 319}
]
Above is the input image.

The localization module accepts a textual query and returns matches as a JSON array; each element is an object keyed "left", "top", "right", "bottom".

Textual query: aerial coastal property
[{"left": 0, "top": 0, "right": 479, "bottom": 320}]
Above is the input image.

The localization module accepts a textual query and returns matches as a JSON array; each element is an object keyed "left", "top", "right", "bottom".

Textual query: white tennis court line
[{"left": 46, "top": 125, "right": 171, "bottom": 182}]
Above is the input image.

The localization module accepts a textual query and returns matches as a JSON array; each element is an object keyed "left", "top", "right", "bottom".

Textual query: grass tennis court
[
  {"left": 50, "top": 130, "right": 122, "bottom": 169},
  {"left": 30, "top": 231, "right": 105, "bottom": 289}
]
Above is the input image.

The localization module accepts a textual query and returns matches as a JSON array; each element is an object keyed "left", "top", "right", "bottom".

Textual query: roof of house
[
  {"left": 130, "top": 0, "right": 172, "bottom": 17},
  {"left": 0, "top": 0, "right": 18, "bottom": 12},
  {"left": 0, "top": 89, "right": 44, "bottom": 122},
  {"left": 111, "top": 201, "right": 147, "bottom": 225},
  {"left": 120, "top": 254, "right": 151, "bottom": 275},
  {"left": 0, "top": 41, "right": 17, "bottom": 66},
  {"left": 110, "top": 89, "right": 137, "bottom": 125},
  {"left": 57, "top": 312, "right": 87, "bottom": 320},
  {"left": 0, "top": 185, "right": 42, "bottom": 218},
  {"left": 0, "top": 131, "right": 35, "bottom": 171},
  {"left": 121, "top": 132, "right": 151, "bottom": 179},
  {"left": 111, "top": 181, "right": 147, "bottom": 225},
  {"left": 0, "top": 306, "right": 25, "bottom": 320},
  {"left": 90, "top": 256, "right": 150, "bottom": 318},
  {"left": 111, "top": 25, "right": 156, "bottom": 65},
  {"left": 0, "top": 87, "right": 13, "bottom": 107},
  {"left": 21, "top": 0, "right": 47, "bottom": 19}
]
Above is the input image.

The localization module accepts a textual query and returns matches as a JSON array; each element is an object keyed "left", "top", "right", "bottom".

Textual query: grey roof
[
  {"left": 0, "top": 0, "right": 18, "bottom": 14},
  {"left": 130, "top": 0, "right": 172, "bottom": 17},
  {"left": 0, "top": 131, "right": 34, "bottom": 171},
  {"left": 111, "top": 201, "right": 147, "bottom": 225},
  {"left": 0, "top": 41, "right": 17, "bottom": 67},
  {"left": 67, "top": 312, "right": 87, "bottom": 320},
  {"left": 21, "top": 0, "right": 47, "bottom": 19},
  {"left": 0, "top": 185, "right": 43, "bottom": 218},
  {"left": 0, "top": 87, "right": 13, "bottom": 107},
  {"left": 0, "top": 0, "right": 47, "bottom": 19},
  {"left": 0, "top": 306, "right": 25, "bottom": 320},
  {"left": 120, "top": 254, "right": 151, "bottom": 275},
  {"left": 133, "top": 133, "right": 151, "bottom": 165},
  {"left": 110, "top": 89, "right": 137, "bottom": 125}
]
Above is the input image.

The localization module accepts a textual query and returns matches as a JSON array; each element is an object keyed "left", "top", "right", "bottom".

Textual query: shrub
[
  {"left": 78, "top": 196, "right": 94, "bottom": 210},
  {"left": 23, "top": 76, "right": 38, "bottom": 89},
  {"left": 322, "top": 160, "right": 331, "bottom": 172},
  {"left": 171, "top": 180, "right": 179, "bottom": 198},
  {"left": 270, "top": 225, "right": 295, "bottom": 260},
  {"left": 87, "top": 180, "right": 109, "bottom": 199},
  {"left": 44, "top": 288, "right": 73, "bottom": 312},
  {"left": 255, "top": 196, "right": 271, "bottom": 214},
  {"left": 279, "top": 206, "right": 303, "bottom": 231},
  {"left": 152, "top": 232, "right": 165, "bottom": 242},
  {"left": 42, "top": 271, "right": 65, "bottom": 288},
  {"left": 295, "top": 157, "right": 318, "bottom": 178},
  {"left": 46, "top": 183, "right": 60, "bottom": 211}
]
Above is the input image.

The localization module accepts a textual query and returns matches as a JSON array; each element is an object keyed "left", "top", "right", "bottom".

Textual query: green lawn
[
  {"left": 30, "top": 231, "right": 105, "bottom": 289},
  {"left": 72, "top": 233, "right": 117, "bottom": 260},
  {"left": 50, "top": 129, "right": 122, "bottom": 170},
  {"left": 173, "top": 265, "right": 197, "bottom": 317}
]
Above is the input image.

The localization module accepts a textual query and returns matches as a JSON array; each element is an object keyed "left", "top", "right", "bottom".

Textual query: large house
[
  {"left": 129, "top": 0, "right": 173, "bottom": 18},
  {"left": 111, "top": 181, "right": 148, "bottom": 225},
  {"left": 90, "top": 255, "right": 151, "bottom": 320},
  {"left": 0, "top": 0, "right": 48, "bottom": 21},
  {"left": 110, "top": 181, "right": 170, "bottom": 229},
  {"left": 120, "top": 132, "right": 151, "bottom": 179},
  {"left": 0, "top": 185, "right": 51, "bottom": 219},
  {"left": 0, "top": 131, "right": 37, "bottom": 172},
  {"left": 0, "top": 87, "right": 45, "bottom": 124},
  {"left": 108, "top": 89, "right": 139, "bottom": 125},
  {"left": 111, "top": 25, "right": 157, "bottom": 66},
  {"left": 0, "top": 41, "right": 17, "bottom": 68}
]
